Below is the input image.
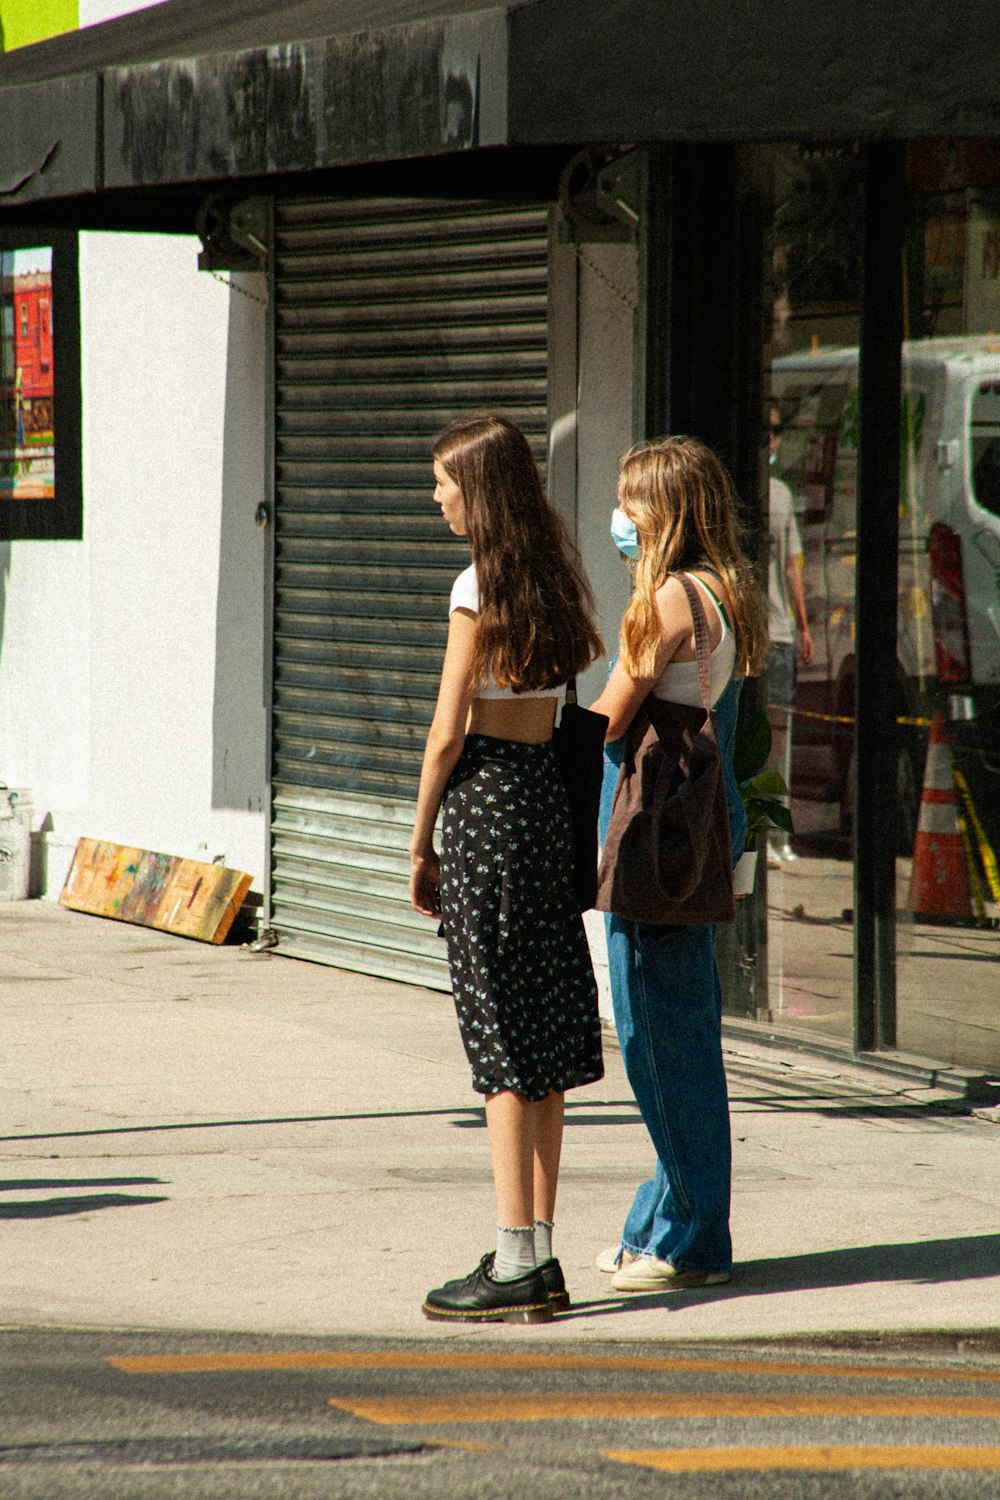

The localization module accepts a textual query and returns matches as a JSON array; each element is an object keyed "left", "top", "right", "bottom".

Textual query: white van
[{"left": 771, "top": 337, "right": 1000, "bottom": 852}]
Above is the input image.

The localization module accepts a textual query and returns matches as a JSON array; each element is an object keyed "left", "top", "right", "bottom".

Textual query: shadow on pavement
[
  {"left": 0, "top": 1100, "right": 644, "bottom": 1144},
  {"left": 728, "top": 1095, "right": 972, "bottom": 1120},
  {"left": 1, "top": 1176, "right": 165, "bottom": 1191},
  {"left": 558, "top": 1232, "right": 1000, "bottom": 1321},
  {"left": 0, "top": 1175, "right": 170, "bottom": 1219},
  {"left": 0, "top": 1192, "right": 170, "bottom": 1220},
  {"left": 0, "top": 1108, "right": 484, "bottom": 1143}
]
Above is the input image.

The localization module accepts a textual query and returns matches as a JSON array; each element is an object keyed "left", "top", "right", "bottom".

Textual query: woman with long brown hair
[
  {"left": 410, "top": 413, "right": 604, "bottom": 1323},
  {"left": 593, "top": 435, "right": 768, "bottom": 1292}
]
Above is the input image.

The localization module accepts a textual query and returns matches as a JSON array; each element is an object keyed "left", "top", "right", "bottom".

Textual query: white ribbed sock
[
  {"left": 533, "top": 1218, "right": 554, "bottom": 1264},
  {"left": 493, "top": 1225, "right": 537, "bottom": 1282}
]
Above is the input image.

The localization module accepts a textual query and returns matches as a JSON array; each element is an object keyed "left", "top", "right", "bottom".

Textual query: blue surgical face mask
[{"left": 611, "top": 506, "right": 639, "bottom": 558}]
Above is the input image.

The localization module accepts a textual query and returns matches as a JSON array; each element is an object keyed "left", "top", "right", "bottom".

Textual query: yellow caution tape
[
  {"left": 770, "top": 706, "right": 934, "bottom": 730},
  {"left": 957, "top": 810, "right": 988, "bottom": 926},
  {"left": 953, "top": 767, "right": 1000, "bottom": 908}
]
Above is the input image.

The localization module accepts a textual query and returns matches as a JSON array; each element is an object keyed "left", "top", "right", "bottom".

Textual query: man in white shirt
[{"left": 767, "top": 405, "right": 813, "bottom": 865}]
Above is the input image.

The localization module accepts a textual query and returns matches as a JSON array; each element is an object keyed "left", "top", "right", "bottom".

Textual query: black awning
[
  {"left": 1, "top": 0, "right": 504, "bottom": 83},
  {"left": 0, "top": 0, "right": 515, "bottom": 216},
  {"left": 4, "top": 0, "right": 1000, "bottom": 224}
]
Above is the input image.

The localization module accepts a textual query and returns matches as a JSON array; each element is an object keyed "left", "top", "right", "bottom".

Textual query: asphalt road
[{"left": 2, "top": 1329, "right": 1000, "bottom": 1498}]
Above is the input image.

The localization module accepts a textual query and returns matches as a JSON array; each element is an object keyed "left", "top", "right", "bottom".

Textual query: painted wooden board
[{"left": 60, "top": 838, "right": 253, "bottom": 944}]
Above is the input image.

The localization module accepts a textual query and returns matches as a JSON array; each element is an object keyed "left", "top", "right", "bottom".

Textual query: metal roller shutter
[{"left": 270, "top": 196, "right": 550, "bottom": 988}]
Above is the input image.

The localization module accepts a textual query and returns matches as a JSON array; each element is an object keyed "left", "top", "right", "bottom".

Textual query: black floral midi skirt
[{"left": 440, "top": 733, "right": 604, "bottom": 1101}]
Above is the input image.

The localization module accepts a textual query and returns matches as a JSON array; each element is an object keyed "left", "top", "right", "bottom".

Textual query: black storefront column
[
  {"left": 660, "top": 144, "right": 741, "bottom": 462},
  {"left": 651, "top": 143, "right": 768, "bottom": 1020},
  {"left": 854, "top": 142, "right": 906, "bottom": 1052}
]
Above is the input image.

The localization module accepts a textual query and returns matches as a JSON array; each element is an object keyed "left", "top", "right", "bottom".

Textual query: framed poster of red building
[{"left": 0, "top": 228, "right": 81, "bottom": 539}]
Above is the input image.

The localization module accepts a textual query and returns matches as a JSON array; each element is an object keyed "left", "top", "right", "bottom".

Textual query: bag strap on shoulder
[{"left": 676, "top": 573, "right": 713, "bottom": 718}]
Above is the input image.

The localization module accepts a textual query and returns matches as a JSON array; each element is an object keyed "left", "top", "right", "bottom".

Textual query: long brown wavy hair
[
  {"left": 616, "top": 435, "right": 769, "bottom": 678},
  {"left": 433, "top": 414, "right": 603, "bottom": 691}
]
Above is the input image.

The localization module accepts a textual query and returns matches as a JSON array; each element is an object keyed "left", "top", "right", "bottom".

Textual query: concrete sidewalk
[{"left": 2, "top": 901, "right": 998, "bottom": 1346}]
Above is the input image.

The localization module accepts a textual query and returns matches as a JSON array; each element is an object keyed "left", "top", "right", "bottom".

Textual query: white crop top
[
  {"left": 449, "top": 563, "right": 564, "bottom": 700},
  {"left": 651, "top": 574, "right": 736, "bottom": 707}
]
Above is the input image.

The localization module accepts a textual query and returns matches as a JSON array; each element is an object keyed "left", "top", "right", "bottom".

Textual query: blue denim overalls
[{"left": 599, "top": 674, "right": 745, "bottom": 1272}]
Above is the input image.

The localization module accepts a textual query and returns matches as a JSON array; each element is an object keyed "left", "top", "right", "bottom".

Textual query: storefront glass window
[
  {"left": 0, "top": 231, "right": 80, "bottom": 539},
  {"left": 1, "top": 247, "right": 55, "bottom": 503},
  {"left": 894, "top": 141, "right": 1000, "bottom": 1070},
  {"left": 754, "top": 143, "right": 865, "bottom": 1046},
  {"left": 742, "top": 141, "right": 1000, "bottom": 1073}
]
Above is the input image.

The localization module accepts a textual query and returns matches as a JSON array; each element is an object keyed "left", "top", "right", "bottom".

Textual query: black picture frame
[{"left": 0, "top": 227, "right": 81, "bottom": 541}]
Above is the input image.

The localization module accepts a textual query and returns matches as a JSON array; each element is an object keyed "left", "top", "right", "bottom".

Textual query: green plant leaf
[
  {"left": 755, "top": 797, "right": 794, "bottom": 833},
  {"left": 732, "top": 710, "right": 772, "bottom": 784},
  {"left": 748, "top": 768, "right": 790, "bottom": 797}
]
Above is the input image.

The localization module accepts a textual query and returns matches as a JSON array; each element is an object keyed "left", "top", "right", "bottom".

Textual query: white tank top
[
  {"left": 651, "top": 574, "right": 736, "bottom": 707},
  {"left": 449, "top": 564, "right": 564, "bottom": 700}
]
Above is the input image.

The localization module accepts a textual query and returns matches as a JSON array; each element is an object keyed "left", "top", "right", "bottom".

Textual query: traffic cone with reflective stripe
[{"left": 908, "top": 711, "right": 974, "bottom": 924}]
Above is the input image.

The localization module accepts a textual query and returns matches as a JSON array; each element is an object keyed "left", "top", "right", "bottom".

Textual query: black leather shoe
[
  {"left": 537, "top": 1257, "right": 570, "bottom": 1311},
  {"left": 422, "top": 1254, "right": 554, "bottom": 1323},
  {"left": 479, "top": 1251, "right": 569, "bottom": 1308}
]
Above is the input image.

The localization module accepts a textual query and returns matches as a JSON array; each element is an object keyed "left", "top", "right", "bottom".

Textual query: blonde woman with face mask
[{"left": 591, "top": 435, "right": 768, "bottom": 1294}]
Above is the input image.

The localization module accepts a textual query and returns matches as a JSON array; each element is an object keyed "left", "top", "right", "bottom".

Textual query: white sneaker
[
  {"left": 612, "top": 1254, "right": 731, "bottom": 1292},
  {"left": 595, "top": 1244, "right": 639, "bottom": 1275}
]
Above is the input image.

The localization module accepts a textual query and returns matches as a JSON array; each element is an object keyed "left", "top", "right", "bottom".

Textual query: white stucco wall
[
  {"left": 0, "top": 543, "right": 91, "bottom": 818},
  {"left": 81, "top": 235, "right": 268, "bottom": 882},
  {"left": 0, "top": 230, "right": 269, "bottom": 900},
  {"left": 575, "top": 243, "right": 637, "bottom": 706},
  {"left": 549, "top": 236, "right": 639, "bottom": 1021}
]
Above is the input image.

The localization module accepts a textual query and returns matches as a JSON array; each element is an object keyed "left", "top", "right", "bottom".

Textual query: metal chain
[
  {"left": 573, "top": 243, "right": 639, "bottom": 315},
  {"left": 209, "top": 270, "right": 269, "bottom": 307}
]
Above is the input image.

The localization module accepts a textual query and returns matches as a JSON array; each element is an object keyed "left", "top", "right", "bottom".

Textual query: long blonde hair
[{"left": 617, "top": 435, "right": 769, "bottom": 678}]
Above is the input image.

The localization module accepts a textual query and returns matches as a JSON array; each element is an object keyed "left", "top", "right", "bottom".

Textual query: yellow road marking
[
  {"left": 327, "top": 1392, "right": 1000, "bottom": 1425},
  {"left": 606, "top": 1446, "right": 1000, "bottom": 1473},
  {"left": 107, "top": 1350, "right": 1000, "bottom": 1383}
]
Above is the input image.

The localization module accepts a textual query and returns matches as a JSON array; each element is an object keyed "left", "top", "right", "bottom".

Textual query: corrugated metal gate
[{"left": 270, "top": 197, "right": 550, "bottom": 987}]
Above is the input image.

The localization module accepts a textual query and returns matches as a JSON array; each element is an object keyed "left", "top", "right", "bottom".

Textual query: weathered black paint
[
  {"left": 106, "top": 46, "right": 318, "bottom": 186},
  {"left": 3, "top": 0, "right": 1000, "bottom": 220},
  {"left": 1, "top": 6, "right": 505, "bottom": 214},
  {"left": 508, "top": 0, "right": 1000, "bottom": 144},
  {"left": 0, "top": 0, "right": 503, "bottom": 85},
  {"left": 102, "top": 25, "right": 481, "bottom": 190},
  {"left": 0, "top": 78, "right": 98, "bottom": 207}
]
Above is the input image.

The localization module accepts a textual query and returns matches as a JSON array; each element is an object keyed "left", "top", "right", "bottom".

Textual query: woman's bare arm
[
  {"left": 409, "top": 608, "right": 477, "bottom": 915},
  {"left": 590, "top": 656, "right": 656, "bottom": 742},
  {"left": 590, "top": 574, "right": 720, "bottom": 740}
]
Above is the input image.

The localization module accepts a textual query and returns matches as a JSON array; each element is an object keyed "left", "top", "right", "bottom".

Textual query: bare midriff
[{"left": 468, "top": 696, "right": 559, "bottom": 744}]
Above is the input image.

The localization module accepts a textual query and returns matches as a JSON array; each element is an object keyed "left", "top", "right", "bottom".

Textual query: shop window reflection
[
  {"left": 743, "top": 140, "right": 999, "bottom": 1072},
  {"left": 750, "top": 142, "right": 864, "bottom": 1042},
  {"left": 0, "top": 231, "right": 80, "bottom": 540},
  {"left": 895, "top": 141, "right": 1000, "bottom": 1070}
]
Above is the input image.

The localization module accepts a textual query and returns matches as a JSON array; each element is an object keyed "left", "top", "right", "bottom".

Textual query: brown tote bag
[{"left": 596, "top": 573, "right": 735, "bottom": 926}]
